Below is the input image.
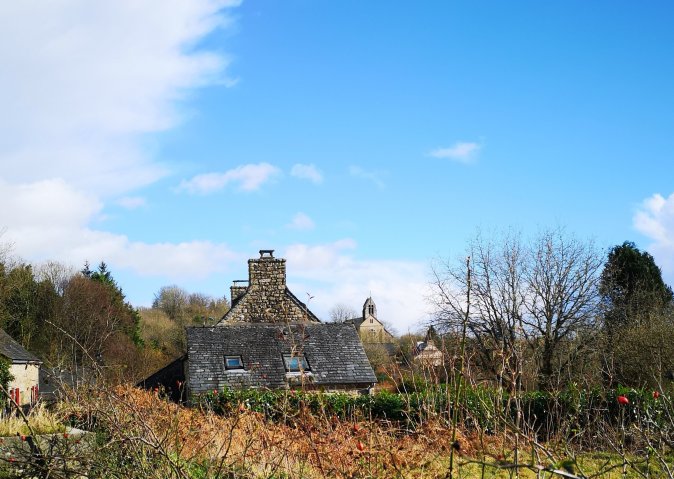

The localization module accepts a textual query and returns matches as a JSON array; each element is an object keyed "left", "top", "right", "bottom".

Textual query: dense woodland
[{"left": 0, "top": 250, "right": 229, "bottom": 382}]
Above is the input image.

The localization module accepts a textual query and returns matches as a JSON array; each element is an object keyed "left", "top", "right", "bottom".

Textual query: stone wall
[{"left": 230, "top": 284, "right": 248, "bottom": 306}]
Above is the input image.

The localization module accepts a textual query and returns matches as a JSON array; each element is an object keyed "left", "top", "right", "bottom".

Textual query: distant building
[
  {"left": 412, "top": 328, "right": 443, "bottom": 367},
  {"left": 350, "top": 297, "right": 396, "bottom": 344},
  {"left": 0, "top": 329, "right": 41, "bottom": 406},
  {"left": 141, "top": 250, "right": 377, "bottom": 397}
]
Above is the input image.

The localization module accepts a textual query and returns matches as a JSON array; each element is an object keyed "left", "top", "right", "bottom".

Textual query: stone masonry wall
[
  {"left": 230, "top": 285, "right": 248, "bottom": 306},
  {"left": 222, "top": 251, "right": 319, "bottom": 323}
]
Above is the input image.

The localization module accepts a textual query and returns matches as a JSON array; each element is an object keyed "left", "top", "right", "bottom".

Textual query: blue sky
[{"left": 1, "top": 1, "right": 673, "bottom": 332}]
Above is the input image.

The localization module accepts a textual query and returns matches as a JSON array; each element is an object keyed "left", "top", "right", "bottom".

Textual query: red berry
[
  {"left": 617, "top": 395, "right": 629, "bottom": 405},
  {"left": 356, "top": 441, "right": 365, "bottom": 451},
  {"left": 653, "top": 391, "right": 661, "bottom": 399},
  {"left": 20, "top": 435, "right": 26, "bottom": 441}
]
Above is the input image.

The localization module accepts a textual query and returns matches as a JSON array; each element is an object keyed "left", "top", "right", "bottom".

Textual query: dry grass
[
  {"left": 54, "top": 386, "right": 550, "bottom": 478},
  {"left": 0, "top": 403, "right": 66, "bottom": 437},
  {"left": 46, "top": 386, "right": 674, "bottom": 478}
]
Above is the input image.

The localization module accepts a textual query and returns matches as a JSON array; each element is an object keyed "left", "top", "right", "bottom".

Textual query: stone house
[
  {"left": 0, "top": 329, "right": 41, "bottom": 406},
  {"left": 142, "top": 250, "right": 377, "bottom": 397}
]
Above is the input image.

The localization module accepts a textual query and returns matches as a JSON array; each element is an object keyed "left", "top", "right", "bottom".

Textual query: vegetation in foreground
[{"left": 0, "top": 384, "right": 669, "bottom": 478}]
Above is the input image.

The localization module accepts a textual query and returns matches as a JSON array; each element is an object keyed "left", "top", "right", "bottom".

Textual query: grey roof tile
[{"left": 186, "top": 322, "right": 376, "bottom": 393}]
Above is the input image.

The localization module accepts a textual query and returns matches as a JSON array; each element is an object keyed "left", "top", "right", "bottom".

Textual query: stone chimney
[
  {"left": 218, "top": 249, "right": 321, "bottom": 324},
  {"left": 248, "top": 250, "right": 286, "bottom": 292},
  {"left": 230, "top": 280, "right": 248, "bottom": 307}
]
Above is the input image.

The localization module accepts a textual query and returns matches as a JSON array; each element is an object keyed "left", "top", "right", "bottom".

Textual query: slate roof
[
  {"left": 186, "top": 322, "right": 377, "bottom": 393},
  {"left": 137, "top": 356, "right": 186, "bottom": 402},
  {"left": 0, "top": 329, "right": 41, "bottom": 363}
]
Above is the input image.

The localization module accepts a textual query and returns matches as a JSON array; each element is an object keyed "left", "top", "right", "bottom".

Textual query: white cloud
[
  {"left": 287, "top": 213, "right": 315, "bottom": 231},
  {"left": 0, "top": 179, "right": 101, "bottom": 230},
  {"left": 284, "top": 240, "right": 430, "bottom": 332},
  {"left": 0, "top": 179, "right": 239, "bottom": 278},
  {"left": 0, "top": 1, "right": 239, "bottom": 196},
  {"left": 634, "top": 192, "right": 674, "bottom": 280},
  {"left": 177, "top": 163, "right": 281, "bottom": 194},
  {"left": 112, "top": 240, "right": 239, "bottom": 278},
  {"left": 349, "top": 166, "right": 385, "bottom": 189},
  {"left": 429, "top": 141, "right": 481, "bottom": 164},
  {"left": 0, "top": 2, "right": 243, "bottom": 279},
  {"left": 117, "top": 196, "right": 147, "bottom": 209},
  {"left": 290, "top": 164, "right": 323, "bottom": 184}
]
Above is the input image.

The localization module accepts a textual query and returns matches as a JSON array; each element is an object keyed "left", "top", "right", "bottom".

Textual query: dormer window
[
  {"left": 225, "top": 356, "right": 244, "bottom": 370},
  {"left": 283, "top": 354, "right": 310, "bottom": 372}
]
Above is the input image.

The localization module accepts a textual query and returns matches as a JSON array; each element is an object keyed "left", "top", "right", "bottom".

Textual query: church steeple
[{"left": 363, "top": 297, "right": 377, "bottom": 323}]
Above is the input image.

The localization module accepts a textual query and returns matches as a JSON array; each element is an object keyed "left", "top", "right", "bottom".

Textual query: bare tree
[
  {"left": 523, "top": 229, "right": 602, "bottom": 390},
  {"left": 0, "top": 227, "right": 14, "bottom": 261},
  {"left": 152, "top": 285, "right": 189, "bottom": 321},
  {"left": 36, "top": 260, "right": 77, "bottom": 295},
  {"left": 430, "top": 230, "right": 526, "bottom": 390},
  {"left": 328, "top": 303, "right": 357, "bottom": 323},
  {"left": 431, "top": 228, "right": 602, "bottom": 391}
]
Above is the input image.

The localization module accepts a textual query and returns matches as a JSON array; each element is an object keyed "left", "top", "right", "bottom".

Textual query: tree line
[
  {"left": 0, "top": 249, "right": 228, "bottom": 382},
  {"left": 429, "top": 228, "right": 673, "bottom": 392}
]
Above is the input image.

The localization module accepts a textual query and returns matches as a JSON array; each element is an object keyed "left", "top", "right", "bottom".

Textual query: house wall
[{"left": 9, "top": 363, "right": 39, "bottom": 406}]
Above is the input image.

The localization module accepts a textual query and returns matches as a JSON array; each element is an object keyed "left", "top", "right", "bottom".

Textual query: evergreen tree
[
  {"left": 83, "top": 261, "right": 144, "bottom": 348},
  {"left": 600, "top": 241, "right": 673, "bottom": 332},
  {"left": 600, "top": 241, "right": 674, "bottom": 387},
  {"left": 81, "top": 261, "right": 92, "bottom": 278}
]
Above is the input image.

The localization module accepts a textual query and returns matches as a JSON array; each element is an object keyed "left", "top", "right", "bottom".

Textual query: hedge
[{"left": 194, "top": 384, "right": 670, "bottom": 442}]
